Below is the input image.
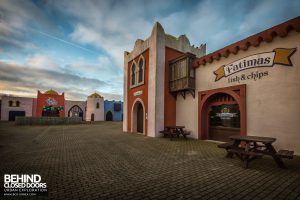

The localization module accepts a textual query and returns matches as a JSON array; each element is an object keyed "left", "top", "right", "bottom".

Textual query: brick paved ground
[{"left": 0, "top": 122, "right": 299, "bottom": 200}]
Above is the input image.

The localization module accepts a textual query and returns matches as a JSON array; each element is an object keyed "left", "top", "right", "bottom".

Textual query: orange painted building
[{"left": 36, "top": 90, "right": 65, "bottom": 117}]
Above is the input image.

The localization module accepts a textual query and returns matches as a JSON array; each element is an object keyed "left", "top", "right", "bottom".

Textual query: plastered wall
[{"left": 176, "top": 31, "right": 300, "bottom": 154}]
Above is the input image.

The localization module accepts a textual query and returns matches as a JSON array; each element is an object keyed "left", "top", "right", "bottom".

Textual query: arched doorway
[
  {"left": 207, "top": 93, "right": 240, "bottom": 141},
  {"left": 68, "top": 105, "right": 83, "bottom": 120},
  {"left": 131, "top": 100, "right": 145, "bottom": 134},
  {"left": 106, "top": 111, "right": 113, "bottom": 121},
  {"left": 198, "top": 85, "right": 246, "bottom": 141},
  {"left": 91, "top": 113, "right": 94, "bottom": 121}
]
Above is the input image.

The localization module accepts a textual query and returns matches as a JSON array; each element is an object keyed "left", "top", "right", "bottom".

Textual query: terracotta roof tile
[{"left": 193, "top": 16, "right": 300, "bottom": 68}]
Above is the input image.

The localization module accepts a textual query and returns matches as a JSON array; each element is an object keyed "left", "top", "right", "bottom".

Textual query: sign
[
  {"left": 216, "top": 106, "right": 237, "bottom": 119},
  {"left": 45, "top": 97, "right": 58, "bottom": 106},
  {"left": 214, "top": 48, "right": 296, "bottom": 81},
  {"left": 134, "top": 90, "right": 143, "bottom": 96}
]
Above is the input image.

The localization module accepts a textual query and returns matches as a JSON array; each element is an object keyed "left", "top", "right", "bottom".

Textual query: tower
[
  {"left": 86, "top": 93, "right": 104, "bottom": 121},
  {"left": 123, "top": 22, "right": 205, "bottom": 136}
]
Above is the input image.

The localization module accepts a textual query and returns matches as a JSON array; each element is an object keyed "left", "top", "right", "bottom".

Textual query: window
[
  {"left": 130, "top": 55, "right": 145, "bottom": 88},
  {"left": 138, "top": 59, "right": 144, "bottom": 83},
  {"left": 9, "top": 100, "right": 13, "bottom": 107},
  {"left": 96, "top": 102, "right": 100, "bottom": 109},
  {"left": 209, "top": 104, "right": 240, "bottom": 128},
  {"left": 16, "top": 101, "right": 20, "bottom": 107},
  {"left": 114, "top": 103, "right": 121, "bottom": 111},
  {"left": 131, "top": 63, "right": 136, "bottom": 86}
]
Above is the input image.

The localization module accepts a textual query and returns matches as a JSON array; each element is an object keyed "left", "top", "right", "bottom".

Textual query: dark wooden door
[
  {"left": 9, "top": 111, "right": 25, "bottom": 121},
  {"left": 137, "top": 103, "right": 143, "bottom": 133},
  {"left": 106, "top": 111, "right": 113, "bottom": 121},
  {"left": 91, "top": 113, "right": 94, "bottom": 121}
]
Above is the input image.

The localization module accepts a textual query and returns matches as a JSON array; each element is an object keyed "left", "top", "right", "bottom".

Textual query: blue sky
[{"left": 0, "top": 0, "right": 299, "bottom": 100}]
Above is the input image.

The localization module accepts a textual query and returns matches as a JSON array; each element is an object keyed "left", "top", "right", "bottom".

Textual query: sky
[{"left": 0, "top": 0, "right": 299, "bottom": 101}]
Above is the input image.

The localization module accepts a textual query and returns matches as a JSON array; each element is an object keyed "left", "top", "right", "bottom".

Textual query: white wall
[
  {"left": 86, "top": 97, "right": 104, "bottom": 121},
  {"left": 1, "top": 96, "right": 34, "bottom": 120},
  {"left": 176, "top": 31, "right": 300, "bottom": 154}
]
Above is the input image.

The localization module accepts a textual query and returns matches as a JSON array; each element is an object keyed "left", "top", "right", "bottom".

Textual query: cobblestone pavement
[{"left": 0, "top": 122, "right": 299, "bottom": 200}]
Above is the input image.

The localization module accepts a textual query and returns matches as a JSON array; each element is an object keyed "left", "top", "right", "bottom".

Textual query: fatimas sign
[{"left": 214, "top": 48, "right": 296, "bottom": 81}]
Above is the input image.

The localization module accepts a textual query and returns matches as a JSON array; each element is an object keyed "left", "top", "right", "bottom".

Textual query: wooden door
[
  {"left": 91, "top": 113, "right": 94, "bottom": 121},
  {"left": 137, "top": 103, "right": 143, "bottom": 133}
]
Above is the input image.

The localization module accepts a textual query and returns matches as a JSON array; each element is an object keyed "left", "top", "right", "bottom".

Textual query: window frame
[
  {"left": 130, "top": 60, "right": 137, "bottom": 88},
  {"left": 130, "top": 55, "right": 145, "bottom": 89}
]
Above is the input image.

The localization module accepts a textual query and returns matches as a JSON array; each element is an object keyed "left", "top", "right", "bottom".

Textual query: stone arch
[
  {"left": 131, "top": 98, "right": 145, "bottom": 134},
  {"left": 198, "top": 85, "right": 246, "bottom": 140},
  {"left": 68, "top": 105, "right": 83, "bottom": 120}
]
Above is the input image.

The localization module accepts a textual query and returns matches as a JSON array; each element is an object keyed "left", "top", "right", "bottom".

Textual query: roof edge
[{"left": 193, "top": 16, "right": 300, "bottom": 68}]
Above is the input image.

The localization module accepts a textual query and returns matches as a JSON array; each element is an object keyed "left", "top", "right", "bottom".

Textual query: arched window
[
  {"left": 131, "top": 63, "right": 136, "bottom": 86},
  {"left": 16, "top": 101, "right": 20, "bottom": 107},
  {"left": 138, "top": 59, "right": 144, "bottom": 83},
  {"left": 96, "top": 102, "right": 100, "bottom": 109},
  {"left": 9, "top": 100, "right": 13, "bottom": 107}
]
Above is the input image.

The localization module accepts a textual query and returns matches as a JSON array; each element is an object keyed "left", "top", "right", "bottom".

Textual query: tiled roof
[{"left": 193, "top": 16, "right": 300, "bottom": 67}]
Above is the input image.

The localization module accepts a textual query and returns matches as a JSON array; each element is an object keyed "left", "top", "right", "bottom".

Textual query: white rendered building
[{"left": 85, "top": 93, "right": 105, "bottom": 122}]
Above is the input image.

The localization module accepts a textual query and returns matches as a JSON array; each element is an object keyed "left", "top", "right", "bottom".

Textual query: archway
[
  {"left": 106, "top": 111, "right": 113, "bottom": 121},
  {"left": 198, "top": 85, "right": 246, "bottom": 141},
  {"left": 131, "top": 99, "right": 145, "bottom": 134},
  {"left": 68, "top": 105, "right": 83, "bottom": 120}
]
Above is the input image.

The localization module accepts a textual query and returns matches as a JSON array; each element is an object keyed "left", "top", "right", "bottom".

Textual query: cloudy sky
[{"left": 0, "top": 0, "right": 299, "bottom": 100}]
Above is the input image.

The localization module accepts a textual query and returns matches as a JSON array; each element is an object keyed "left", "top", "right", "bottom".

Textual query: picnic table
[
  {"left": 159, "top": 126, "right": 190, "bottom": 140},
  {"left": 218, "top": 135, "right": 294, "bottom": 168}
]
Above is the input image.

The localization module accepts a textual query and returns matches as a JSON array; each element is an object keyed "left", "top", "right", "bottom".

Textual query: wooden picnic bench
[
  {"left": 218, "top": 135, "right": 294, "bottom": 168},
  {"left": 160, "top": 126, "right": 190, "bottom": 140}
]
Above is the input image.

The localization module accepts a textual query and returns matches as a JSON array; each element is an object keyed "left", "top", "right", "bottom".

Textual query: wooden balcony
[
  {"left": 169, "top": 77, "right": 195, "bottom": 92},
  {"left": 169, "top": 53, "right": 196, "bottom": 99}
]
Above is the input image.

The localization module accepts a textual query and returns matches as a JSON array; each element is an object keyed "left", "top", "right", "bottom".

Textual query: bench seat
[
  {"left": 277, "top": 150, "right": 294, "bottom": 159},
  {"left": 228, "top": 149, "right": 263, "bottom": 157},
  {"left": 160, "top": 130, "right": 176, "bottom": 134},
  {"left": 217, "top": 142, "right": 234, "bottom": 150},
  {"left": 182, "top": 131, "right": 190, "bottom": 135}
]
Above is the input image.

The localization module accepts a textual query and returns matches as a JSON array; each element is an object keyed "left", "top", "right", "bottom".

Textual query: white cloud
[
  {"left": 25, "top": 54, "right": 61, "bottom": 70},
  {"left": 50, "top": 0, "right": 154, "bottom": 68}
]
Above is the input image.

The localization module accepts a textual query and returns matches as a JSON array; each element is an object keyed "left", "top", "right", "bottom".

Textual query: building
[
  {"left": 86, "top": 93, "right": 104, "bottom": 121},
  {"left": 123, "top": 16, "right": 300, "bottom": 154},
  {"left": 0, "top": 96, "right": 34, "bottom": 121},
  {"left": 104, "top": 100, "right": 123, "bottom": 121},
  {"left": 0, "top": 90, "right": 123, "bottom": 122},
  {"left": 36, "top": 90, "right": 65, "bottom": 117}
]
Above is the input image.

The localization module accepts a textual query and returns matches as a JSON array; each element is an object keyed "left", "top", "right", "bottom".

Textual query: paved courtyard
[{"left": 0, "top": 122, "right": 299, "bottom": 200}]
